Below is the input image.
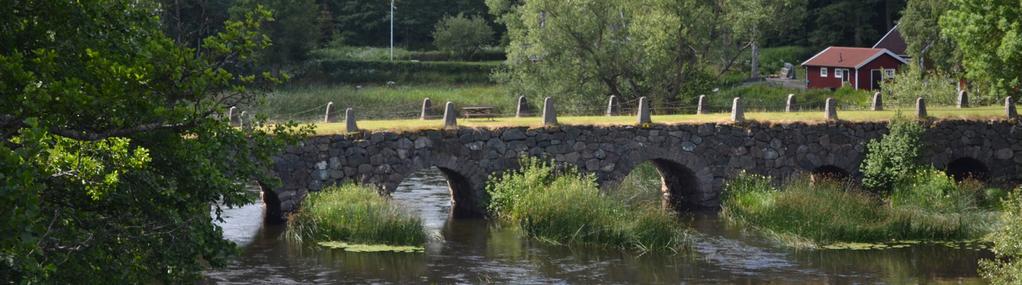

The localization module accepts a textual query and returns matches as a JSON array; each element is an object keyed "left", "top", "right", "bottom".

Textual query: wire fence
[{"left": 226, "top": 95, "right": 1015, "bottom": 125}]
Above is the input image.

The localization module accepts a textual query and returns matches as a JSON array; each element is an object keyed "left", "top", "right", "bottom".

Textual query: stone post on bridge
[
  {"left": 786, "top": 94, "right": 796, "bottom": 113},
  {"left": 1007, "top": 97, "right": 1018, "bottom": 119},
  {"left": 957, "top": 91, "right": 969, "bottom": 108},
  {"left": 324, "top": 101, "right": 334, "bottom": 123},
  {"left": 871, "top": 92, "right": 883, "bottom": 111},
  {"left": 443, "top": 102, "right": 458, "bottom": 129},
  {"left": 516, "top": 96, "right": 530, "bottom": 118},
  {"left": 697, "top": 95, "right": 707, "bottom": 115},
  {"left": 227, "top": 106, "right": 237, "bottom": 126},
  {"left": 825, "top": 98, "right": 838, "bottom": 121},
  {"left": 637, "top": 96, "right": 652, "bottom": 125},
  {"left": 731, "top": 97, "right": 744, "bottom": 123},
  {"left": 345, "top": 108, "right": 358, "bottom": 132},
  {"left": 916, "top": 97, "right": 928, "bottom": 118},
  {"left": 543, "top": 97, "right": 558, "bottom": 126},
  {"left": 420, "top": 98, "right": 432, "bottom": 120},
  {"left": 606, "top": 96, "right": 620, "bottom": 116},
  {"left": 238, "top": 111, "right": 246, "bottom": 129}
]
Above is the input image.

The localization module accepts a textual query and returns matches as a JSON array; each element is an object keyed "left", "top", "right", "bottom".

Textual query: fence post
[
  {"left": 916, "top": 97, "right": 927, "bottom": 118},
  {"left": 1007, "top": 97, "right": 1017, "bottom": 119},
  {"left": 731, "top": 97, "right": 744, "bottom": 123},
  {"left": 957, "top": 91, "right": 969, "bottom": 108},
  {"left": 420, "top": 98, "right": 432, "bottom": 120},
  {"left": 345, "top": 108, "right": 359, "bottom": 132},
  {"left": 606, "top": 95, "right": 619, "bottom": 116},
  {"left": 324, "top": 102, "right": 334, "bottom": 123},
  {"left": 786, "top": 94, "right": 796, "bottom": 113},
  {"left": 516, "top": 96, "right": 529, "bottom": 118},
  {"left": 443, "top": 102, "right": 457, "bottom": 129},
  {"left": 871, "top": 92, "right": 883, "bottom": 111},
  {"left": 543, "top": 97, "right": 558, "bottom": 127},
  {"left": 697, "top": 95, "right": 707, "bottom": 115},
  {"left": 824, "top": 98, "right": 838, "bottom": 121},
  {"left": 637, "top": 97, "right": 651, "bottom": 125}
]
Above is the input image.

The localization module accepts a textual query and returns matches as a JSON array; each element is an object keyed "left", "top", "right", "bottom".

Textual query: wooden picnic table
[{"left": 461, "top": 106, "right": 497, "bottom": 120}]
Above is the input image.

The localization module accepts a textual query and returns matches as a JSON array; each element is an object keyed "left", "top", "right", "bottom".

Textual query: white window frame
[
  {"left": 820, "top": 67, "right": 828, "bottom": 77},
  {"left": 885, "top": 69, "right": 895, "bottom": 79},
  {"left": 837, "top": 69, "right": 850, "bottom": 82}
]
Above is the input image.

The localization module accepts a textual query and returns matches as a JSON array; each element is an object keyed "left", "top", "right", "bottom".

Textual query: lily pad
[
  {"left": 317, "top": 241, "right": 425, "bottom": 253},
  {"left": 821, "top": 242, "right": 891, "bottom": 250}
]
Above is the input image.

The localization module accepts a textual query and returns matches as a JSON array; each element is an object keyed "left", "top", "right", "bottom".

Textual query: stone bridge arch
[
  {"left": 382, "top": 152, "right": 496, "bottom": 218},
  {"left": 601, "top": 147, "right": 715, "bottom": 211}
]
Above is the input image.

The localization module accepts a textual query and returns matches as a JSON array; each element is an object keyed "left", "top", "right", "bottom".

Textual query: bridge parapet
[{"left": 266, "top": 120, "right": 1022, "bottom": 222}]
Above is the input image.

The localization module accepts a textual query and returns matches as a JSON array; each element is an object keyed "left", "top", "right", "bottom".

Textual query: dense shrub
[
  {"left": 486, "top": 158, "right": 686, "bottom": 251},
  {"left": 708, "top": 84, "right": 871, "bottom": 112},
  {"left": 286, "top": 184, "right": 427, "bottom": 246},
  {"left": 980, "top": 189, "right": 1022, "bottom": 284},
  {"left": 860, "top": 116, "right": 925, "bottom": 193},
  {"left": 758, "top": 46, "right": 815, "bottom": 76},
  {"left": 721, "top": 171, "right": 998, "bottom": 246},
  {"left": 299, "top": 59, "right": 500, "bottom": 84},
  {"left": 878, "top": 66, "right": 973, "bottom": 107},
  {"left": 433, "top": 14, "right": 495, "bottom": 60}
]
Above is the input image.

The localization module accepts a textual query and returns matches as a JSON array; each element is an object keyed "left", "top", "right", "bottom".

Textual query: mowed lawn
[{"left": 313, "top": 106, "right": 1011, "bottom": 134}]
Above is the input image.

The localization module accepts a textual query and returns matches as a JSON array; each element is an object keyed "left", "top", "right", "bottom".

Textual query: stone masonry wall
[{"left": 266, "top": 120, "right": 1022, "bottom": 221}]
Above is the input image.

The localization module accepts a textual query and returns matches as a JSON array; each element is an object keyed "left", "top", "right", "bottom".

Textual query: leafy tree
[
  {"left": 159, "top": 0, "right": 236, "bottom": 48},
  {"left": 433, "top": 14, "right": 494, "bottom": 59},
  {"left": 0, "top": 0, "right": 309, "bottom": 283},
  {"left": 248, "top": 0, "right": 322, "bottom": 67},
  {"left": 941, "top": 0, "right": 1022, "bottom": 98},
  {"left": 328, "top": 0, "right": 496, "bottom": 48},
  {"left": 492, "top": 0, "right": 730, "bottom": 111},
  {"left": 899, "top": 0, "right": 960, "bottom": 75},
  {"left": 719, "top": 0, "right": 806, "bottom": 78},
  {"left": 860, "top": 116, "right": 925, "bottom": 193}
]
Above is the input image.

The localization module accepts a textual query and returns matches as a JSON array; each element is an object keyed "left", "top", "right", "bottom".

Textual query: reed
[
  {"left": 721, "top": 171, "right": 998, "bottom": 246},
  {"left": 286, "top": 184, "right": 427, "bottom": 246},
  {"left": 486, "top": 158, "right": 686, "bottom": 251}
]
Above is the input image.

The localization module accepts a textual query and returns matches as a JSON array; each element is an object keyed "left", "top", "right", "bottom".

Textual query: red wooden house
[{"left": 801, "top": 47, "right": 908, "bottom": 91}]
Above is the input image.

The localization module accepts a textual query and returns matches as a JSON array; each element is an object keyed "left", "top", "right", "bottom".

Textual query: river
[{"left": 204, "top": 168, "right": 990, "bottom": 284}]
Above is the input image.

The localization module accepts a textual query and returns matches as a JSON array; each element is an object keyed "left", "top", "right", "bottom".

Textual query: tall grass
[
  {"left": 253, "top": 84, "right": 513, "bottom": 121},
  {"left": 286, "top": 184, "right": 427, "bottom": 246},
  {"left": 721, "top": 171, "right": 999, "bottom": 246},
  {"left": 486, "top": 158, "right": 686, "bottom": 251}
]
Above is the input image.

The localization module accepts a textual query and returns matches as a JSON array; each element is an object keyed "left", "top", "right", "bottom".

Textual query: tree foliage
[
  {"left": 433, "top": 14, "right": 494, "bottom": 60},
  {"left": 0, "top": 0, "right": 310, "bottom": 283},
  {"left": 899, "top": 0, "right": 960, "bottom": 75},
  {"left": 860, "top": 116, "right": 925, "bottom": 193},
  {"left": 941, "top": 0, "right": 1022, "bottom": 98},
  {"left": 980, "top": 189, "right": 1022, "bottom": 284}
]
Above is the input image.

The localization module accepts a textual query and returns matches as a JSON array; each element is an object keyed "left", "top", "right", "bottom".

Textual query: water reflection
[{"left": 204, "top": 168, "right": 990, "bottom": 284}]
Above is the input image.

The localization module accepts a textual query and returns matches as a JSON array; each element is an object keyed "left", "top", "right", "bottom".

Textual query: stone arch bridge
[{"left": 265, "top": 121, "right": 1022, "bottom": 221}]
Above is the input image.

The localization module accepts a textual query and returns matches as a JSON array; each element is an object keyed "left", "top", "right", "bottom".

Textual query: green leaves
[
  {"left": 860, "top": 115, "right": 925, "bottom": 193},
  {"left": 941, "top": 0, "right": 1022, "bottom": 97},
  {"left": 1, "top": 0, "right": 310, "bottom": 283}
]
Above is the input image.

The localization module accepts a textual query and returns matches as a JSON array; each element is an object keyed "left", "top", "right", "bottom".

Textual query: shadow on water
[{"left": 204, "top": 168, "right": 990, "bottom": 284}]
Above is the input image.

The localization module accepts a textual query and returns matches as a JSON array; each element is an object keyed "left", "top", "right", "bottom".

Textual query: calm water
[{"left": 204, "top": 169, "right": 990, "bottom": 284}]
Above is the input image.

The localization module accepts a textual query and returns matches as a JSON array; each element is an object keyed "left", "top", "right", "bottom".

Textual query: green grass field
[
  {"left": 255, "top": 84, "right": 512, "bottom": 121},
  {"left": 314, "top": 106, "right": 1010, "bottom": 134}
]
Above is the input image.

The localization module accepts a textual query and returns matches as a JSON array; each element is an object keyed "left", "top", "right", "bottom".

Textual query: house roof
[
  {"left": 801, "top": 46, "right": 908, "bottom": 69},
  {"left": 873, "top": 24, "right": 907, "bottom": 55}
]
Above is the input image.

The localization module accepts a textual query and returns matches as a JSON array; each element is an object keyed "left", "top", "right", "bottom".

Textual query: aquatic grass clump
[
  {"left": 486, "top": 158, "right": 686, "bottom": 251},
  {"left": 721, "top": 171, "right": 999, "bottom": 247},
  {"left": 286, "top": 184, "right": 427, "bottom": 246}
]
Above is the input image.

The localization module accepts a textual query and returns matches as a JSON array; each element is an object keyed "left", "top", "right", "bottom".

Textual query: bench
[{"left": 461, "top": 106, "right": 497, "bottom": 120}]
